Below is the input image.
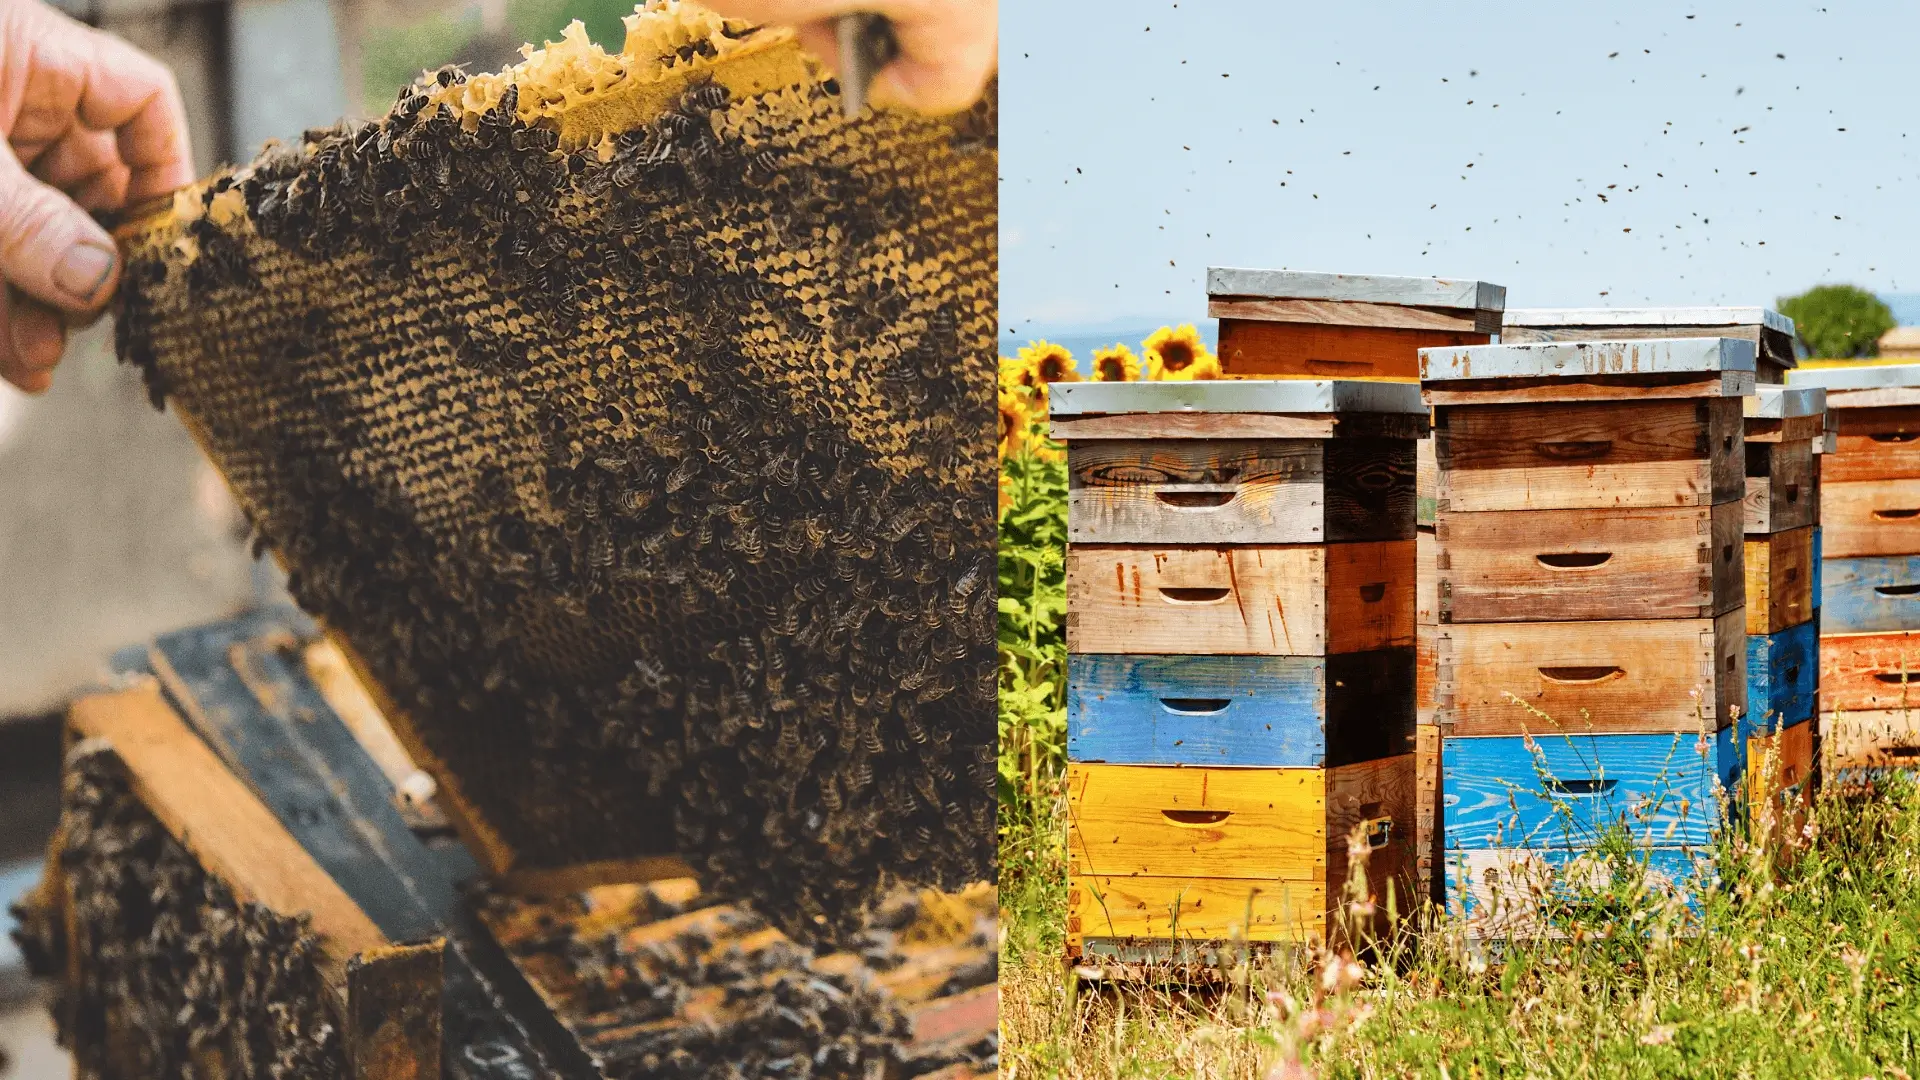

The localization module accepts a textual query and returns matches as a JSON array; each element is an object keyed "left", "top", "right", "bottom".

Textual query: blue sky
[{"left": 1000, "top": 2, "right": 1920, "bottom": 342}]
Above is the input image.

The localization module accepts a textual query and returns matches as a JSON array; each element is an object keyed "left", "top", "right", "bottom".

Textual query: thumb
[{"left": 0, "top": 142, "right": 120, "bottom": 315}]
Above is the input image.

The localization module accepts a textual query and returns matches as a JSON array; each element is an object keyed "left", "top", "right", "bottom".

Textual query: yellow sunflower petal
[
  {"left": 1018, "top": 339, "right": 1081, "bottom": 384},
  {"left": 1143, "top": 323, "right": 1213, "bottom": 381},
  {"left": 1090, "top": 343, "right": 1141, "bottom": 382}
]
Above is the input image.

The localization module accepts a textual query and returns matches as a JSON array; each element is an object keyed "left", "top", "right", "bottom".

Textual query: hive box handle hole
[
  {"left": 1545, "top": 778, "right": 1617, "bottom": 796},
  {"left": 1871, "top": 432, "right": 1920, "bottom": 443},
  {"left": 1161, "top": 809, "right": 1232, "bottom": 827},
  {"left": 1160, "top": 698, "right": 1231, "bottom": 715},
  {"left": 1159, "top": 587, "right": 1230, "bottom": 604},
  {"left": 1872, "top": 508, "right": 1920, "bottom": 520},
  {"left": 1532, "top": 440, "right": 1612, "bottom": 460},
  {"left": 1886, "top": 746, "right": 1920, "bottom": 759},
  {"left": 1359, "top": 583, "right": 1387, "bottom": 602},
  {"left": 1876, "top": 584, "right": 1920, "bottom": 596},
  {"left": 1536, "top": 552, "right": 1611, "bottom": 570},
  {"left": 1872, "top": 673, "right": 1917, "bottom": 684},
  {"left": 1538, "top": 666, "right": 1623, "bottom": 684},
  {"left": 1786, "top": 483, "right": 1800, "bottom": 503},
  {"left": 1156, "top": 491, "right": 1237, "bottom": 510}
]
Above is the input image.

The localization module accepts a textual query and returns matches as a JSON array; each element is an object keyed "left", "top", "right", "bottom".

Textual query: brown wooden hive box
[{"left": 1206, "top": 268, "right": 1505, "bottom": 380}]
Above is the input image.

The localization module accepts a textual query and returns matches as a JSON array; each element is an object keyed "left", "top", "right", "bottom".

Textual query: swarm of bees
[
  {"left": 33, "top": 743, "right": 346, "bottom": 1078},
  {"left": 112, "top": 6, "right": 996, "bottom": 944}
]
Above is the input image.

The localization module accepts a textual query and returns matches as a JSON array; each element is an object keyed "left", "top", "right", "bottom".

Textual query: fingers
[
  {"left": 10, "top": 0, "right": 194, "bottom": 201},
  {"left": 30, "top": 127, "right": 129, "bottom": 211},
  {"left": 0, "top": 141, "right": 121, "bottom": 316},
  {"left": 0, "top": 288, "right": 67, "bottom": 394},
  {"left": 703, "top": 0, "right": 996, "bottom": 115}
]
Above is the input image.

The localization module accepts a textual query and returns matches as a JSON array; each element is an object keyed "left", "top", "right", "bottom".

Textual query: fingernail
[{"left": 52, "top": 241, "right": 116, "bottom": 305}]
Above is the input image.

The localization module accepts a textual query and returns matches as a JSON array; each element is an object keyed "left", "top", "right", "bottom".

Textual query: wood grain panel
[
  {"left": 1820, "top": 554, "right": 1920, "bottom": 633},
  {"left": 1824, "top": 708, "right": 1920, "bottom": 772},
  {"left": 1066, "top": 438, "right": 1414, "bottom": 544},
  {"left": 1832, "top": 405, "right": 1920, "bottom": 438},
  {"left": 1435, "top": 398, "right": 1742, "bottom": 511},
  {"left": 1744, "top": 620, "right": 1818, "bottom": 732},
  {"left": 1067, "top": 875, "right": 1324, "bottom": 944},
  {"left": 1065, "top": 542, "right": 1414, "bottom": 656},
  {"left": 1423, "top": 373, "right": 1751, "bottom": 407},
  {"left": 1435, "top": 502, "right": 1741, "bottom": 623},
  {"left": 1442, "top": 732, "right": 1727, "bottom": 851},
  {"left": 1827, "top": 432, "right": 1920, "bottom": 482},
  {"left": 1066, "top": 763, "right": 1324, "bottom": 880},
  {"left": 1327, "top": 754, "right": 1418, "bottom": 922},
  {"left": 1745, "top": 718, "right": 1813, "bottom": 833},
  {"left": 1821, "top": 480, "right": 1920, "bottom": 557},
  {"left": 1052, "top": 412, "right": 1429, "bottom": 442},
  {"left": 1434, "top": 611, "right": 1744, "bottom": 736},
  {"left": 1417, "top": 435, "right": 1437, "bottom": 527},
  {"left": 1067, "top": 653, "right": 1328, "bottom": 767},
  {"left": 1416, "top": 724, "right": 1441, "bottom": 905},
  {"left": 1820, "top": 630, "right": 1920, "bottom": 712},
  {"left": 1744, "top": 527, "right": 1815, "bottom": 633},
  {"left": 1743, "top": 440, "right": 1816, "bottom": 534},
  {"left": 1217, "top": 319, "right": 1485, "bottom": 379},
  {"left": 1210, "top": 297, "right": 1490, "bottom": 333}
]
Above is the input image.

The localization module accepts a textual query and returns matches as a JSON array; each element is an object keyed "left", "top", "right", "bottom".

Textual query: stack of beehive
[
  {"left": 1207, "top": 268, "right": 1506, "bottom": 904},
  {"left": 1789, "top": 363, "right": 1920, "bottom": 778},
  {"left": 1422, "top": 339, "right": 1753, "bottom": 935},
  {"left": 1052, "top": 378, "right": 1427, "bottom": 965},
  {"left": 1503, "top": 308, "right": 1819, "bottom": 825}
]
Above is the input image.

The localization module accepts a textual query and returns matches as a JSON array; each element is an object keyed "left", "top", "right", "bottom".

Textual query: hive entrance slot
[
  {"left": 1538, "top": 666, "right": 1623, "bottom": 684},
  {"left": 1544, "top": 778, "right": 1617, "bottom": 796},
  {"left": 1159, "top": 587, "right": 1230, "bottom": 604},
  {"left": 1161, "top": 809, "right": 1232, "bottom": 827},
  {"left": 1160, "top": 698, "right": 1232, "bottom": 715},
  {"left": 1536, "top": 552, "right": 1611, "bottom": 570},
  {"left": 1156, "top": 491, "right": 1237, "bottom": 509},
  {"left": 1532, "top": 440, "right": 1612, "bottom": 460}
]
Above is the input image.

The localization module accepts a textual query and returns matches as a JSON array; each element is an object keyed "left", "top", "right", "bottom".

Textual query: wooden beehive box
[
  {"left": 1502, "top": 306, "right": 1798, "bottom": 384},
  {"left": 1051, "top": 379, "right": 1429, "bottom": 958},
  {"left": 1207, "top": 268, "right": 1505, "bottom": 381},
  {"left": 1419, "top": 338, "right": 1753, "bottom": 932}
]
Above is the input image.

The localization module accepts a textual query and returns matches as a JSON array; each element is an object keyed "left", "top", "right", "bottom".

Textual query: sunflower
[
  {"left": 1019, "top": 340, "right": 1080, "bottom": 385},
  {"left": 998, "top": 471, "right": 1014, "bottom": 516},
  {"left": 1090, "top": 343, "right": 1141, "bottom": 382},
  {"left": 1000, "top": 354, "right": 1045, "bottom": 409},
  {"left": 1144, "top": 324, "right": 1220, "bottom": 381},
  {"left": 998, "top": 389, "right": 1029, "bottom": 459}
]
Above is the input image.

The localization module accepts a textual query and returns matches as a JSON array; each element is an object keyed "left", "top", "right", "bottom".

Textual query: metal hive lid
[
  {"left": 1419, "top": 337, "right": 1757, "bottom": 381},
  {"left": 1206, "top": 267, "right": 1505, "bottom": 312},
  {"left": 1503, "top": 306, "right": 1794, "bottom": 336},
  {"left": 1049, "top": 378, "right": 1428, "bottom": 417}
]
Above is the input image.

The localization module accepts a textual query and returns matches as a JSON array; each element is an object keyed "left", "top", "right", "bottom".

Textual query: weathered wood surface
[
  {"left": 1745, "top": 620, "right": 1818, "bottom": 732},
  {"left": 1050, "top": 411, "right": 1429, "bottom": 442},
  {"left": 347, "top": 941, "right": 444, "bottom": 1080},
  {"left": 1824, "top": 708, "right": 1920, "bottom": 772},
  {"left": 1434, "top": 399, "right": 1743, "bottom": 511},
  {"left": 1820, "top": 554, "right": 1920, "bottom": 633},
  {"left": 1742, "top": 414, "right": 1824, "bottom": 445},
  {"left": 1417, "top": 723, "right": 1441, "bottom": 904},
  {"left": 1068, "top": 874, "right": 1325, "bottom": 944},
  {"left": 1211, "top": 297, "right": 1499, "bottom": 334},
  {"left": 1819, "top": 630, "right": 1920, "bottom": 712},
  {"left": 1422, "top": 371, "right": 1754, "bottom": 406},
  {"left": 1066, "top": 650, "right": 1414, "bottom": 767},
  {"left": 1207, "top": 267, "right": 1505, "bottom": 311},
  {"left": 1051, "top": 378, "right": 1426, "bottom": 417},
  {"left": 1066, "top": 763, "right": 1324, "bottom": 880},
  {"left": 1066, "top": 438, "right": 1415, "bottom": 545},
  {"left": 1828, "top": 387, "right": 1920, "bottom": 409},
  {"left": 1417, "top": 527, "right": 1438, "bottom": 715},
  {"left": 1500, "top": 306, "right": 1792, "bottom": 335},
  {"left": 1819, "top": 479, "right": 1920, "bottom": 558},
  {"left": 1832, "top": 404, "right": 1920, "bottom": 438},
  {"left": 1744, "top": 440, "right": 1816, "bottom": 534},
  {"left": 1788, "top": 362, "right": 1920, "bottom": 393},
  {"left": 1326, "top": 754, "right": 1417, "bottom": 923},
  {"left": 1814, "top": 523, "right": 1824, "bottom": 611},
  {"left": 1744, "top": 717, "right": 1813, "bottom": 831},
  {"left": 1065, "top": 542, "right": 1415, "bottom": 656},
  {"left": 67, "top": 688, "right": 387, "bottom": 1001},
  {"left": 1420, "top": 338, "right": 1755, "bottom": 382},
  {"left": 1435, "top": 502, "right": 1742, "bottom": 623},
  {"left": 1445, "top": 846, "right": 1709, "bottom": 939},
  {"left": 1744, "top": 527, "right": 1815, "bottom": 633},
  {"left": 1417, "top": 435, "right": 1437, "bottom": 527},
  {"left": 1827, "top": 432, "right": 1920, "bottom": 483},
  {"left": 1442, "top": 732, "right": 1727, "bottom": 851},
  {"left": 1217, "top": 319, "right": 1484, "bottom": 380},
  {"left": 1434, "top": 611, "right": 1744, "bottom": 736}
]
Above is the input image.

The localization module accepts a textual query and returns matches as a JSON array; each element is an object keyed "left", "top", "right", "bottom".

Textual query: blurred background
[{"left": 0, "top": 2, "right": 639, "bottom": 1074}]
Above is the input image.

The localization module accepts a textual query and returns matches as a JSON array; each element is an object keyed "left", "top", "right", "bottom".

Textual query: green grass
[{"left": 997, "top": 405, "right": 1920, "bottom": 1079}]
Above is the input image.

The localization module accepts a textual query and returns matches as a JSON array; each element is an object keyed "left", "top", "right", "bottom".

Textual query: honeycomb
[
  {"left": 111, "top": 1, "right": 996, "bottom": 942},
  {"left": 31, "top": 744, "right": 345, "bottom": 1079}
]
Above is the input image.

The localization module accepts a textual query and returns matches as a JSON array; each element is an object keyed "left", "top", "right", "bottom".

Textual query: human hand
[
  {"left": 704, "top": 0, "right": 996, "bottom": 117},
  {"left": 0, "top": 0, "right": 193, "bottom": 393}
]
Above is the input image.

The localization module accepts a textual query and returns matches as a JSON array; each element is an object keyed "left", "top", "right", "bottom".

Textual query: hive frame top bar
[
  {"left": 1049, "top": 378, "right": 1428, "bottom": 416},
  {"left": 1503, "top": 306, "right": 1794, "bottom": 336},
  {"left": 1206, "top": 267, "right": 1506, "bottom": 312},
  {"left": 1746, "top": 384, "right": 1825, "bottom": 418},
  {"left": 1787, "top": 363, "right": 1920, "bottom": 391},
  {"left": 1419, "top": 337, "right": 1757, "bottom": 381}
]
